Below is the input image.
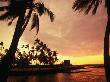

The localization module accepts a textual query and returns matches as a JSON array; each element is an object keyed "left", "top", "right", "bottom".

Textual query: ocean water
[{"left": 8, "top": 67, "right": 106, "bottom": 82}]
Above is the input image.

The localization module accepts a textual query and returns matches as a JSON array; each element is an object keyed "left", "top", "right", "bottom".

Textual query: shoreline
[{"left": 9, "top": 64, "right": 104, "bottom": 75}]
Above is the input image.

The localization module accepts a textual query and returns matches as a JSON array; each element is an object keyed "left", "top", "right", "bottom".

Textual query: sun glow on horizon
[
  {"left": 58, "top": 54, "right": 104, "bottom": 65},
  {"left": 0, "top": 38, "right": 104, "bottom": 65},
  {"left": 0, "top": 0, "right": 106, "bottom": 66}
]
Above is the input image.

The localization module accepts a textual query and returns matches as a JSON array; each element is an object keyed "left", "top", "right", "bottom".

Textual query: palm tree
[
  {"left": 73, "top": 0, "right": 110, "bottom": 81},
  {"left": 0, "top": 0, "right": 54, "bottom": 81}
]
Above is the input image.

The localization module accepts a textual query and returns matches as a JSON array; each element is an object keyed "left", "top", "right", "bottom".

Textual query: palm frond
[
  {"left": 92, "top": 0, "right": 99, "bottom": 14},
  {"left": 34, "top": 3, "right": 45, "bottom": 16},
  {"left": 8, "top": 15, "right": 17, "bottom": 26},
  {"left": 73, "top": 0, "right": 102, "bottom": 15},
  {"left": 0, "top": 10, "right": 17, "bottom": 26},
  {"left": 73, "top": 0, "right": 90, "bottom": 11},
  {"left": 34, "top": 2, "right": 54, "bottom": 22},
  {"left": 84, "top": 0, "right": 96, "bottom": 14},
  {"left": 30, "top": 13, "right": 39, "bottom": 35},
  {"left": 0, "top": 1, "right": 23, "bottom": 20},
  {"left": 34, "top": 38, "right": 40, "bottom": 45},
  {"left": 0, "top": 5, "right": 18, "bottom": 21},
  {"left": 0, "top": 11, "right": 14, "bottom": 20},
  {"left": 44, "top": 8, "right": 54, "bottom": 22}
]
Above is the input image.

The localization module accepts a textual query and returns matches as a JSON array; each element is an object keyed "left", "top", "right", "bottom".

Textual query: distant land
[{"left": 74, "top": 64, "right": 104, "bottom": 68}]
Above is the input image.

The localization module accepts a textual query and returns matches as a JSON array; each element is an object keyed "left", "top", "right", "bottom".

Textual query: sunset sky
[{"left": 0, "top": 0, "right": 108, "bottom": 65}]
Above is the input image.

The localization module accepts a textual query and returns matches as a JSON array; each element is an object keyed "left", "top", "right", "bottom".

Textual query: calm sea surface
[{"left": 8, "top": 67, "right": 106, "bottom": 82}]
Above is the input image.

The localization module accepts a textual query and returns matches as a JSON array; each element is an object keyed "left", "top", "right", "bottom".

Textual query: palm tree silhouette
[
  {"left": 73, "top": 0, "right": 110, "bottom": 81},
  {"left": 0, "top": 0, "right": 54, "bottom": 81}
]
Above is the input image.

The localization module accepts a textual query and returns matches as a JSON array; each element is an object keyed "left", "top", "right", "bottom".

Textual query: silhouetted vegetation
[
  {"left": 1, "top": 0, "right": 109, "bottom": 82},
  {"left": 72, "top": 0, "right": 110, "bottom": 81},
  {"left": 0, "top": 0, "right": 54, "bottom": 81},
  {"left": 0, "top": 39, "right": 58, "bottom": 66}
]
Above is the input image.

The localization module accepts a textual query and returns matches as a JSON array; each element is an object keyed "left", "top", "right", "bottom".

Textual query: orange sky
[{"left": 0, "top": 0, "right": 108, "bottom": 65}]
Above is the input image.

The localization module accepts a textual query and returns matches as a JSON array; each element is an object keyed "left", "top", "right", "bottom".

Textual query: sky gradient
[{"left": 0, "top": 0, "right": 108, "bottom": 65}]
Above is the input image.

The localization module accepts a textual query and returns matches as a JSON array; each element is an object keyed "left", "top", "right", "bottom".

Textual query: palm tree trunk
[
  {"left": 0, "top": 6, "right": 33, "bottom": 82},
  {"left": 0, "top": 8, "right": 26, "bottom": 82},
  {"left": 104, "top": 5, "right": 110, "bottom": 82},
  {"left": 21, "top": 8, "right": 33, "bottom": 35}
]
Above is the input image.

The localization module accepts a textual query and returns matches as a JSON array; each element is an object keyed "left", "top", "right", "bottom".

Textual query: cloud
[
  {"left": 20, "top": 0, "right": 107, "bottom": 57},
  {"left": 0, "top": 1, "right": 108, "bottom": 64}
]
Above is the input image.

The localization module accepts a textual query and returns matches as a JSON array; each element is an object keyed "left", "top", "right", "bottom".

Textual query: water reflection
[
  {"left": 8, "top": 73, "right": 74, "bottom": 82},
  {"left": 8, "top": 68, "right": 106, "bottom": 82}
]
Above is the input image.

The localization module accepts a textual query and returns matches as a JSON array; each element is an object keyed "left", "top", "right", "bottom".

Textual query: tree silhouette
[
  {"left": 0, "top": 42, "right": 4, "bottom": 51},
  {"left": 0, "top": 40, "right": 58, "bottom": 66},
  {"left": 73, "top": 0, "right": 110, "bottom": 81},
  {"left": 14, "top": 40, "right": 58, "bottom": 65},
  {"left": 34, "top": 38, "right": 58, "bottom": 65},
  {"left": 0, "top": 0, "right": 54, "bottom": 81},
  {"left": 15, "top": 51, "right": 30, "bottom": 66},
  {"left": 0, "top": 42, "right": 8, "bottom": 61},
  {"left": 0, "top": 40, "right": 58, "bottom": 67}
]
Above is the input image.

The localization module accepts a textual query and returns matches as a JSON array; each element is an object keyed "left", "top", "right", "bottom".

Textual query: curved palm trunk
[
  {"left": 0, "top": 8, "right": 33, "bottom": 82},
  {"left": 0, "top": 7, "right": 26, "bottom": 82},
  {"left": 104, "top": 5, "right": 110, "bottom": 82}
]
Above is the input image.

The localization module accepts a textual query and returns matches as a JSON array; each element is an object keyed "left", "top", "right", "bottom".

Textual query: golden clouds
[{"left": 0, "top": 0, "right": 108, "bottom": 64}]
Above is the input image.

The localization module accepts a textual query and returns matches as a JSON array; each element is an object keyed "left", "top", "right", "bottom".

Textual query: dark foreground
[
  {"left": 9, "top": 65, "right": 74, "bottom": 75},
  {"left": 8, "top": 65, "right": 106, "bottom": 82}
]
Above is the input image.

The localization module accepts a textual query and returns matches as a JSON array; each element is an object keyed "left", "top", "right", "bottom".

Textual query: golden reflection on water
[
  {"left": 8, "top": 67, "right": 106, "bottom": 82},
  {"left": 73, "top": 67, "right": 106, "bottom": 82}
]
